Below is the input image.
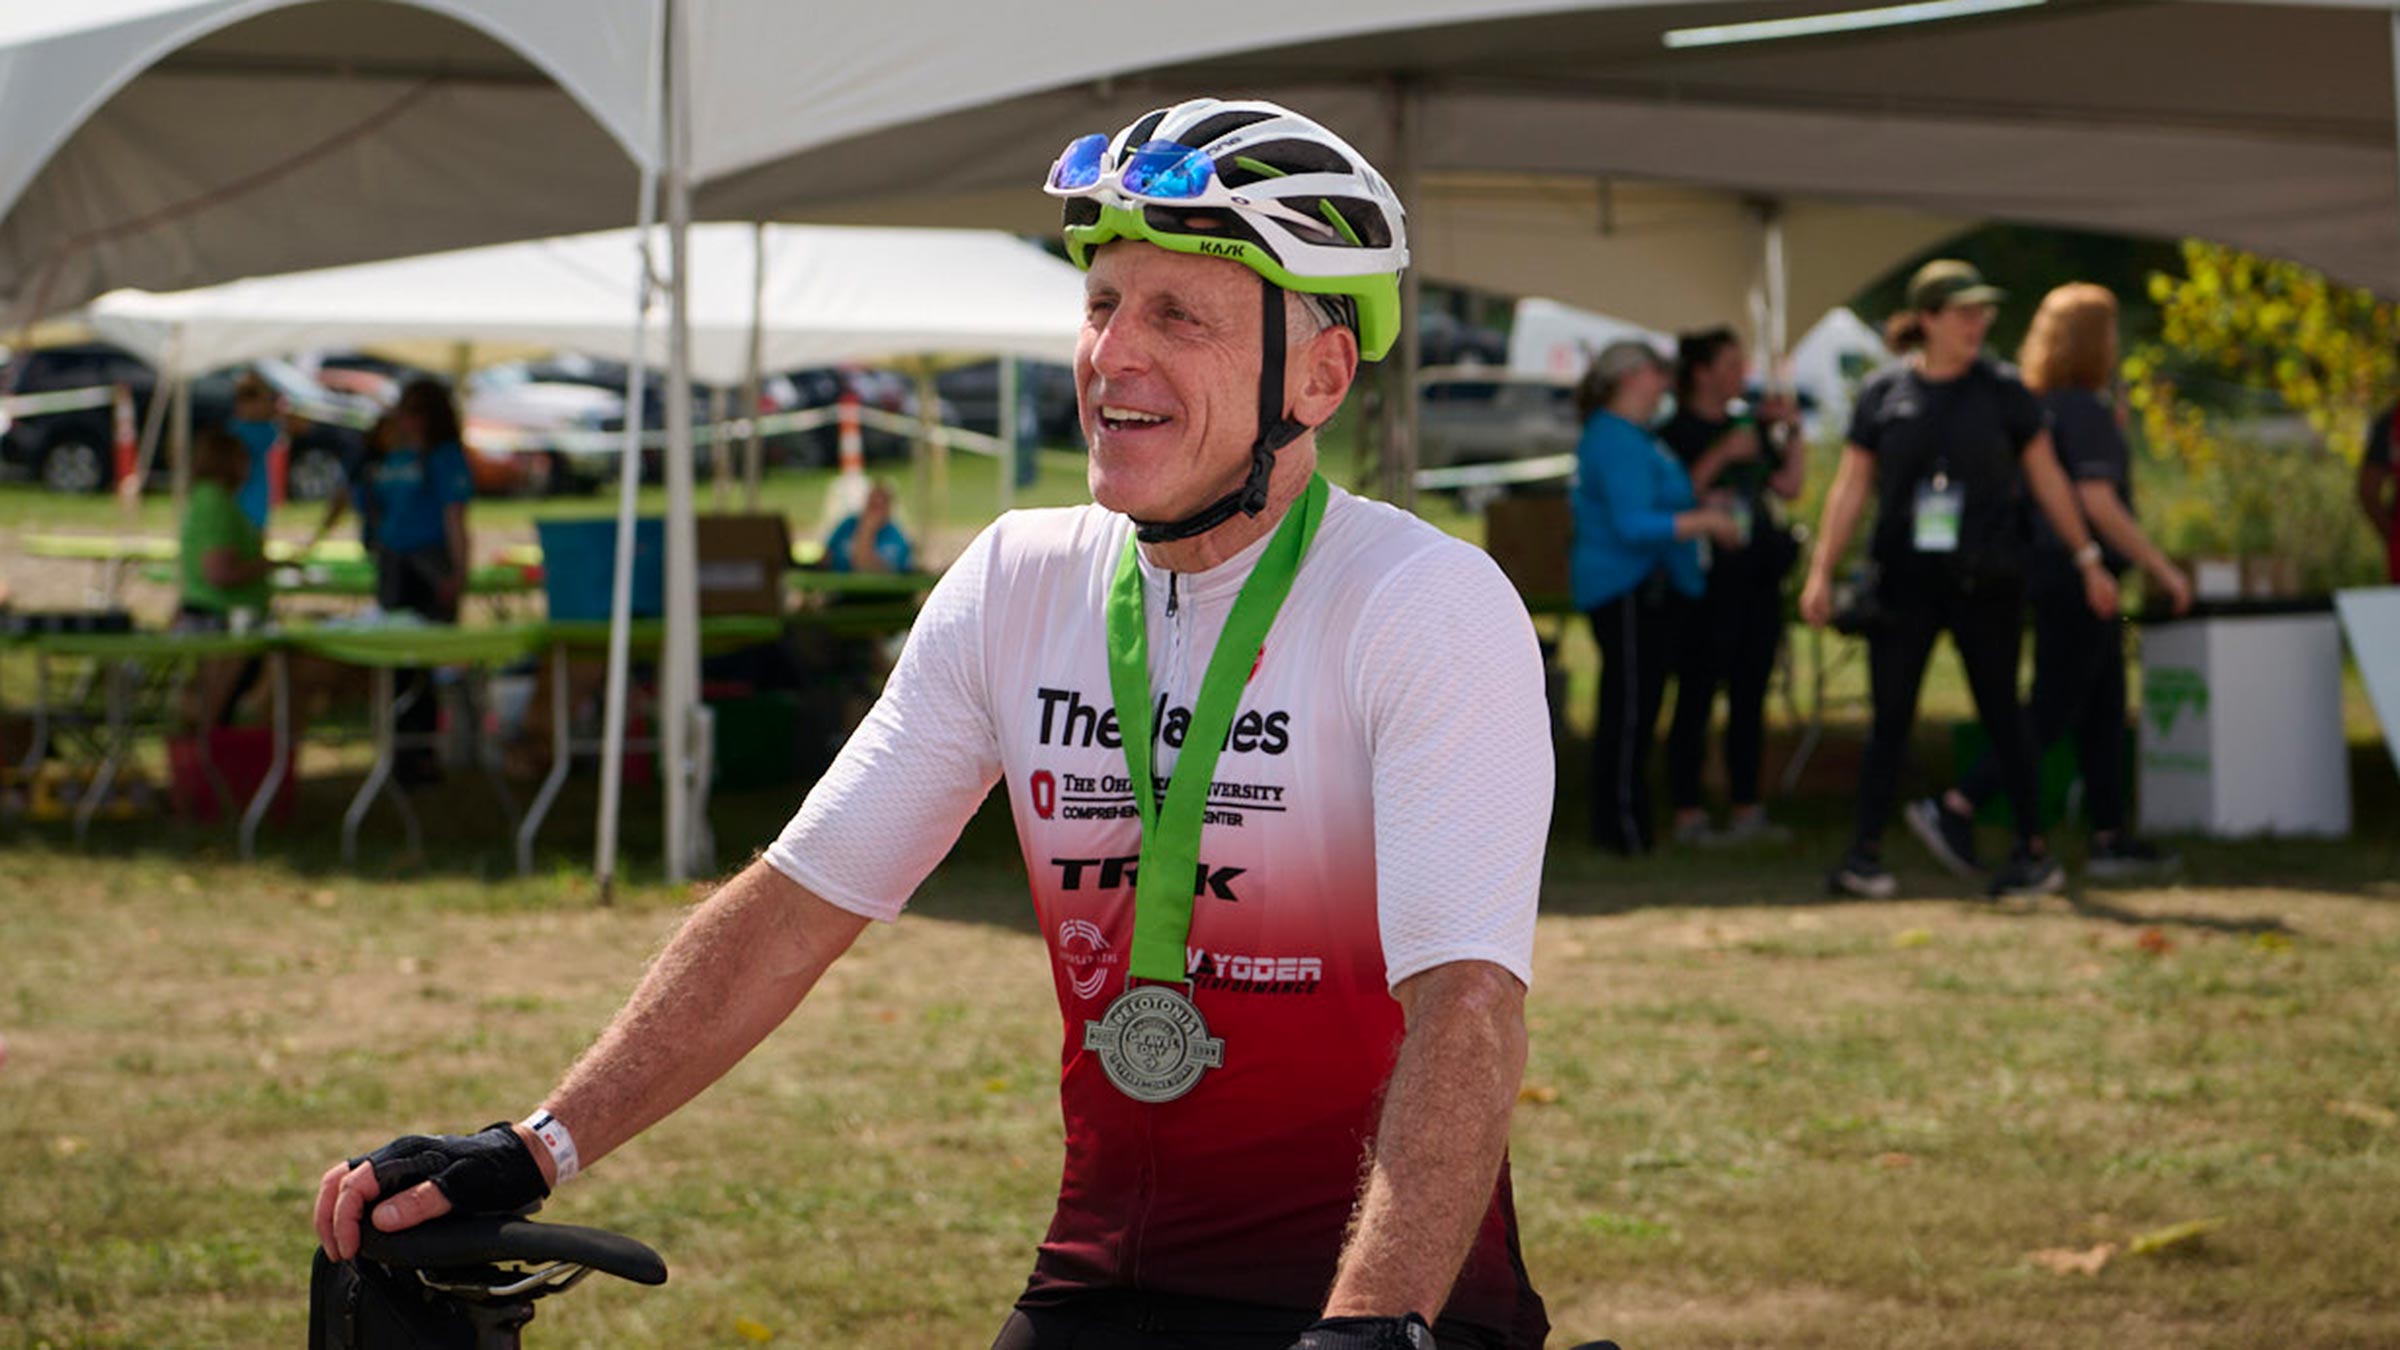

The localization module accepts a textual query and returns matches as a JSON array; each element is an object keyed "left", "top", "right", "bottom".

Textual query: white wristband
[{"left": 520, "top": 1108, "right": 580, "bottom": 1185}]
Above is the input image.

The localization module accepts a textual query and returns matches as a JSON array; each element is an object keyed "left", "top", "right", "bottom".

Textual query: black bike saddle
[{"left": 360, "top": 1215, "right": 668, "bottom": 1287}]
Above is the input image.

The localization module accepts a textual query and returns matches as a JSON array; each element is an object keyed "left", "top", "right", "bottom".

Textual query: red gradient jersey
[{"left": 770, "top": 487, "right": 1552, "bottom": 1345}]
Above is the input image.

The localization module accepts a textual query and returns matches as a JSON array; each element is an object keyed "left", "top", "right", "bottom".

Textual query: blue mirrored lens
[
  {"left": 1120, "top": 141, "right": 1215, "bottom": 200},
  {"left": 1050, "top": 134, "right": 1108, "bottom": 190}
]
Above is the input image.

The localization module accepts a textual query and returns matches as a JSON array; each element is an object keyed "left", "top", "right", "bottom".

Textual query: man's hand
[{"left": 313, "top": 1123, "right": 552, "bottom": 1261}]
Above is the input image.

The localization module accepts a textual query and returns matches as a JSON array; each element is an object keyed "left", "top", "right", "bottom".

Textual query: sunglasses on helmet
[{"left": 1042, "top": 132, "right": 1344, "bottom": 242}]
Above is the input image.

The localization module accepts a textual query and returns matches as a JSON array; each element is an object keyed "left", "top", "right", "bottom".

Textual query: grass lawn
[
  {"left": 4, "top": 749, "right": 2397, "bottom": 1346},
  {"left": 4, "top": 456, "right": 2398, "bottom": 1345}
]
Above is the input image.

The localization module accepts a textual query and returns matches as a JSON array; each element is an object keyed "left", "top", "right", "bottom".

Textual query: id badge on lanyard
[{"left": 1913, "top": 472, "right": 1964, "bottom": 554}]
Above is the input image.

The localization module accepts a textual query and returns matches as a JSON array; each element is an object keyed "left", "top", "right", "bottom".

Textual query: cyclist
[{"left": 316, "top": 98, "right": 1552, "bottom": 1350}]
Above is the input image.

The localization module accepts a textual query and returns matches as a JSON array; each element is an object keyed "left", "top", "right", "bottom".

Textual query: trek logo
[
  {"left": 2145, "top": 666, "right": 2209, "bottom": 737},
  {"left": 1187, "top": 946, "right": 1323, "bottom": 994},
  {"left": 1057, "top": 918, "right": 1117, "bottom": 1000},
  {"left": 1052, "top": 854, "right": 1247, "bottom": 901},
  {"left": 1035, "top": 686, "right": 1290, "bottom": 756}
]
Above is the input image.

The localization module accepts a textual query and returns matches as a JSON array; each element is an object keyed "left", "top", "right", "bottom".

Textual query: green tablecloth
[
  {"left": 542, "top": 614, "right": 787, "bottom": 654},
  {"left": 136, "top": 560, "right": 537, "bottom": 598},
  {"left": 787, "top": 569, "right": 937, "bottom": 598},
  {"left": 290, "top": 623, "right": 546, "bottom": 668},
  {"left": 30, "top": 629, "right": 277, "bottom": 661},
  {"left": 22, "top": 534, "right": 179, "bottom": 563}
]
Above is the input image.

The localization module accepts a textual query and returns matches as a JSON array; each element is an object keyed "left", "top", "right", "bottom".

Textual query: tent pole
[
  {"left": 660, "top": 0, "right": 704, "bottom": 884},
  {"left": 594, "top": 0, "right": 671, "bottom": 903},
  {"left": 169, "top": 373, "right": 192, "bottom": 515},
  {"left": 709, "top": 383, "right": 733, "bottom": 510},
  {"left": 742, "top": 220, "right": 766, "bottom": 510},
  {"left": 1763, "top": 199, "right": 1790, "bottom": 395},
  {"left": 913, "top": 363, "right": 947, "bottom": 549},
  {"left": 1387, "top": 79, "right": 1422, "bottom": 512},
  {"left": 997, "top": 355, "right": 1018, "bottom": 515}
]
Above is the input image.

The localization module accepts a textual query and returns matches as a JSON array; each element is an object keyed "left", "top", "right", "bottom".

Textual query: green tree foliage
[
  {"left": 2124, "top": 239, "right": 2399, "bottom": 465},
  {"left": 2122, "top": 241, "right": 2394, "bottom": 590}
]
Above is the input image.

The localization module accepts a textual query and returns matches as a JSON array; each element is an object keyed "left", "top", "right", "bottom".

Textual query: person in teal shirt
[
  {"left": 1571, "top": 340, "right": 1739, "bottom": 854},
  {"left": 365, "top": 379, "right": 474, "bottom": 784},
  {"left": 824, "top": 478, "right": 913, "bottom": 574},
  {"left": 228, "top": 372, "right": 283, "bottom": 531}
]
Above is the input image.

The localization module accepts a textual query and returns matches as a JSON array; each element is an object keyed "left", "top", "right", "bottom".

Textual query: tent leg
[
  {"left": 660, "top": 0, "right": 703, "bottom": 885},
  {"left": 997, "top": 355, "right": 1018, "bottom": 515},
  {"left": 594, "top": 0, "right": 672, "bottom": 902},
  {"left": 742, "top": 221, "right": 767, "bottom": 511}
]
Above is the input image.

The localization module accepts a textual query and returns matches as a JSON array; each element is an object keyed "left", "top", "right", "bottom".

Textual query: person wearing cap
[
  {"left": 1572, "top": 338, "right": 1743, "bottom": 855},
  {"left": 315, "top": 98, "right": 1556, "bottom": 1350},
  {"left": 1798, "top": 259, "right": 2120, "bottom": 900},
  {"left": 1913, "top": 283, "right": 2193, "bottom": 882}
]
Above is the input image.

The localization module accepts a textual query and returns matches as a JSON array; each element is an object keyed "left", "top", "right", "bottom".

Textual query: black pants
[
  {"left": 1956, "top": 579, "right": 2127, "bottom": 835},
  {"left": 1587, "top": 583, "right": 1677, "bottom": 854},
  {"left": 991, "top": 1291, "right": 1506, "bottom": 1350},
  {"left": 1665, "top": 570, "right": 1783, "bottom": 812},
  {"left": 374, "top": 546, "right": 460, "bottom": 766},
  {"left": 1852, "top": 569, "right": 2042, "bottom": 853}
]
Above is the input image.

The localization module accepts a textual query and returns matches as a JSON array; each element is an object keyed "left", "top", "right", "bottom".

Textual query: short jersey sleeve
[
  {"left": 1845, "top": 370, "right": 1893, "bottom": 453},
  {"left": 1997, "top": 368, "right": 2046, "bottom": 455},
  {"left": 1348, "top": 539, "right": 1550, "bottom": 989},
  {"left": 2051, "top": 389, "right": 2130, "bottom": 483},
  {"left": 764, "top": 524, "right": 1005, "bottom": 920}
]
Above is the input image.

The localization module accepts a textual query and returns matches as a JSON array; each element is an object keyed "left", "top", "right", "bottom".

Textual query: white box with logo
[{"left": 2138, "top": 611, "right": 2349, "bottom": 838}]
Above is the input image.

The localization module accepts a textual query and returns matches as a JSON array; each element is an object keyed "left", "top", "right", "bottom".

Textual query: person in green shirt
[{"left": 177, "top": 428, "right": 284, "bottom": 726}]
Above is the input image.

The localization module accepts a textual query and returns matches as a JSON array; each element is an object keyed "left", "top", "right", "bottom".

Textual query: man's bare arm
[
  {"left": 316, "top": 861, "right": 868, "bottom": 1257},
  {"left": 1320, "top": 960, "right": 1527, "bottom": 1322}
]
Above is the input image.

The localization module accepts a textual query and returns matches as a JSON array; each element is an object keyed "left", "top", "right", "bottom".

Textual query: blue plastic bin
[{"left": 537, "top": 517, "right": 664, "bottom": 621}]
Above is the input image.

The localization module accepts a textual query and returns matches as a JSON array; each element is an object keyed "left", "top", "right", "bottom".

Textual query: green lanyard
[{"left": 1105, "top": 473, "right": 1327, "bottom": 984}]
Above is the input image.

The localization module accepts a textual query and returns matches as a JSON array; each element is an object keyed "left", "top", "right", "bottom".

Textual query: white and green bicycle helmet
[{"left": 1045, "top": 97, "right": 1411, "bottom": 541}]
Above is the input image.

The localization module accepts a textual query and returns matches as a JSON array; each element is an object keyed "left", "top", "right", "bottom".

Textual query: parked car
[
  {"left": 1414, "top": 365, "right": 1581, "bottom": 473},
  {"left": 0, "top": 343, "right": 375, "bottom": 498},
  {"left": 933, "top": 359, "right": 1084, "bottom": 450},
  {"left": 762, "top": 365, "right": 939, "bottom": 468}
]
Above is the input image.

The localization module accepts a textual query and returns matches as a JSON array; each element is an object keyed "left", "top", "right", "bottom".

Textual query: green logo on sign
[{"left": 2145, "top": 667, "right": 2210, "bottom": 737}]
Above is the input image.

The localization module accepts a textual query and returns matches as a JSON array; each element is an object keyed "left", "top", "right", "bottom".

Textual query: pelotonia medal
[
  {"left": 1083, "top": 473, "right": 1327, "bottom": 1104},
  {"left": 1082, "top": 984, "right": 1225, "bottom": 1103}
]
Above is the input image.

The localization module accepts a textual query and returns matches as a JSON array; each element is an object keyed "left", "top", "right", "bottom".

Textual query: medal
[
  {"left": 1080, "top": 473, "right": 1328, "bottom": 1103},
  {"left": 1082, "top": 984, "right": 1225, "bottom": 1103}
]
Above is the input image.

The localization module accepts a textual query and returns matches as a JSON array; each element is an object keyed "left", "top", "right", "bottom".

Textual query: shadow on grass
[{"left": 8, "top": 717, "right": 2388, "bottom": 945}]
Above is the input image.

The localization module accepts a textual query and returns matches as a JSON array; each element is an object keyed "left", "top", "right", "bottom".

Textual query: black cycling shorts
[{"left": 990, "top": 1290, "right": 1502, "bottom": 1350}]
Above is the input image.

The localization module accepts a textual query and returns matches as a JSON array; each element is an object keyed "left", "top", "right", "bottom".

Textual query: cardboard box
[
  {"left": 1483, "top": 495, "right": 1573, "bottom": 611},
  {"left": 696, "top": 514, "right": 794, "bottom": 616}
]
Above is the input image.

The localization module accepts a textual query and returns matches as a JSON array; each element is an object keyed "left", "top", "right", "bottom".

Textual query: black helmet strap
[{"left": 1131, "top": 277, "right": 1311, "bottom": 544}]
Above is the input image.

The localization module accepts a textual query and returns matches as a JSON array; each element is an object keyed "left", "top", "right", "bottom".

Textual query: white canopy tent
[
  {"left": 84, "top": 221, "right": 1085, "bottom": 380},
  {"left": 6, "top": 0, "right": 2400, "bottom": 884}
]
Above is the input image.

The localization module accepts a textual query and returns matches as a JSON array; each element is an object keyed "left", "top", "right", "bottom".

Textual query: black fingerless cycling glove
[
  {"left": 353, "top": 1122, "right": 549, "bottom": 1217},
  {"left": 1288, "top": 1313, "right": 1436, "bottom": 1350}
]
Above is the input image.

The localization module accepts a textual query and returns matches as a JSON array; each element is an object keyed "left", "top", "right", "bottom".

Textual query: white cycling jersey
[{"left": 767, "top": 481, "right": 1551, "bottom": 1343}]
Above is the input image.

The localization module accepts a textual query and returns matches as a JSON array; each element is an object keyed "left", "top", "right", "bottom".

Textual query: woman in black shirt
[
  {"left": 1921, "top": 284, "right": 2191, "bottom": 877},
  {"left": 1660, "top": 326, "right": 1804, "bottom": 845},
  {"left": 1798, "top": 260, "right": 2118, "bottom": 898}
]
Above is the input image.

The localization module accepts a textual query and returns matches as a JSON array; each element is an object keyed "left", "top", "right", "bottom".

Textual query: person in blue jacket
[{"left": 1572, "top": 339, "right": 1741, "bottom": 854}]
